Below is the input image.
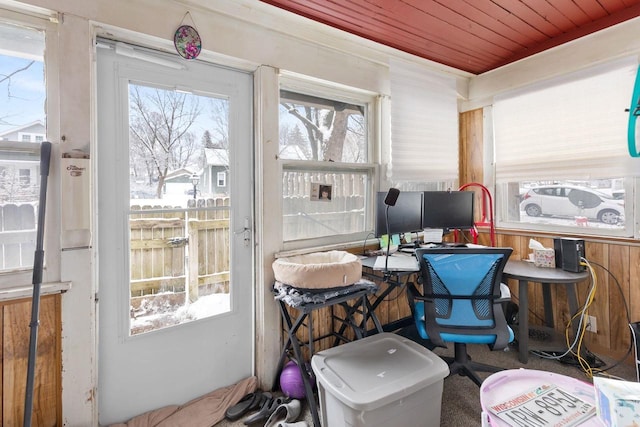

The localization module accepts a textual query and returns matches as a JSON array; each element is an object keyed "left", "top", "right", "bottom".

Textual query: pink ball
[{"left": 279, "top": 361, "right": 315, "bottom": 399}]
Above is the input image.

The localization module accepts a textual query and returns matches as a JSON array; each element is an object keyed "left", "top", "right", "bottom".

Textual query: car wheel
[
  {"left": 524, "top": 204, "right": 542, "bottom": 217},
  {"left": 598, "top": 209, "right": 621, "bottom": 225}
]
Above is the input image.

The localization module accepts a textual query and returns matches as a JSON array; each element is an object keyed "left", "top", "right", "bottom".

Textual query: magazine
[{"left": 487, "top": 383, "right": 596, "bottom": 427}]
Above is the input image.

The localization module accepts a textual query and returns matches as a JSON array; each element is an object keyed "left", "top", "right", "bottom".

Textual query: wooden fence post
[{"left": 187, "top": 210, "right": 199, "bottom": 303}]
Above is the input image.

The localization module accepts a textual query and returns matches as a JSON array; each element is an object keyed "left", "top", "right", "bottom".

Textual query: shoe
[
  {"left": 277, "top": 422, "right": 308, "bottom": 427},
  {"left": 243, "top": 395, "right": 287, "bottom": 425},
  {"left": 225, "top": 391, "right": 263, "bottom": 421},
  {"left": 264, "top": 399, "right": 302, "bottom": 427}
]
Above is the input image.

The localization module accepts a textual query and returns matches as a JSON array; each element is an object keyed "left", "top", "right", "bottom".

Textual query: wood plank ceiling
[{"left": 258, "top": 0, "right": 640, "bottom": 74}]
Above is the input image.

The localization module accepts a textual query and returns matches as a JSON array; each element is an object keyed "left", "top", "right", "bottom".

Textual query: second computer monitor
[
  {"left": 375, "top": 191, "right": 424, "bottom": 237},
  {"left": 422, "top": 191, "right": 474, "bottom": 232}
]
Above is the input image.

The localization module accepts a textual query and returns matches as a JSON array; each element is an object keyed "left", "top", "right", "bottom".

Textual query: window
[
  {"left": 0, "top": 19, "right": 47, "bottom": 273},
  {"left": 18, "top": 169, "right": 30, "bottom": 186},
  {"left": 493, "top": 58, "right": 640, "bottom": 237},
  {"left": 279, "top": 77, "right": 376, "bottom": 247},
  {"left": 217, "top": 171, "right": 226, "bottom": 187}
]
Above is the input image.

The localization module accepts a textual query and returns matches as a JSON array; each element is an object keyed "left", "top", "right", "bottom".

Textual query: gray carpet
[{"left": 216, "top": 338, "right": 637, "bottom": 427}]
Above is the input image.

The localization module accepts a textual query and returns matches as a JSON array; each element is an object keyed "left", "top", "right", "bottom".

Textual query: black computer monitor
[
  {"left": 422, "top": 191, "right": 474, "bottom": 232},
  {"left": 374, "top": 191, "right": 424, "bottom": 238}
]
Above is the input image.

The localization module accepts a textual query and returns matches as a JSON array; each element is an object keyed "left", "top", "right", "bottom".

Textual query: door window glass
[{"left": 128, "top": 82, "right": 231, "bottom": 335}]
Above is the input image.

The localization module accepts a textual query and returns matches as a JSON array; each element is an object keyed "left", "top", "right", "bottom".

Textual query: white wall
[
  {"left": 1, "top": 0, "right": 637, "bottom": 424},
  {"left": 462, "top": 16, "right": 640, "bottom": 111}
]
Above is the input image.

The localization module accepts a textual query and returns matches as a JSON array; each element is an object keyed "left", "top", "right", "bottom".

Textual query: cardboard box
[
  {"left": 311, "top": 332, "right": 449, "bottom": 427},
  {"left": 594, "top": 376, "right": 640, "bottom": 426},
  {"left": 534, "top": 248, "right": 556, "bottom": 268}
]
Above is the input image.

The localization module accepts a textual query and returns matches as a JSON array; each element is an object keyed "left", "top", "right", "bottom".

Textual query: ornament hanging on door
[{"left": 174, "top": 11, "right": 201, "bottom": 60}]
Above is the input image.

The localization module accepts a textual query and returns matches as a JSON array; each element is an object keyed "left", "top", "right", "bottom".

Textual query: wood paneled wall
[{"left": 2, "top": 294, "right": 61, "bottom": 426}]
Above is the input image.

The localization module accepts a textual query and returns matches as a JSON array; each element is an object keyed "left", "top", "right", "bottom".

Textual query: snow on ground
[{"left": 130, "top": 292, "right": 231, "bottom": 335}]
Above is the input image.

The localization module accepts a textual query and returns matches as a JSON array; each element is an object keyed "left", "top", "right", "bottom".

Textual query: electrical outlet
[{"left": 586, "top": 315, "right": 597, "bottom": 333}]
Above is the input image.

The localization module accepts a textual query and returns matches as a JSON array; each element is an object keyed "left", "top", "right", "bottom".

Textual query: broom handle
[{"left": 24, "top": 141, "right": 52, "bottom": 427}]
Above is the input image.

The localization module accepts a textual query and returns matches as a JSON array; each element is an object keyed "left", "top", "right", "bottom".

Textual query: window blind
[
  {"left": 494, "top": 57, "right": 640, "bottom": 183},
  {"left": 389, "top": 59, "right": 458, "bottom": 182}
]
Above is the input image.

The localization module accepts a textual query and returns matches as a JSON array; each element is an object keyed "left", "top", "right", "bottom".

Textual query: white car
[{"left": 520, "top": 185, "right": 624, "bottom": 225}]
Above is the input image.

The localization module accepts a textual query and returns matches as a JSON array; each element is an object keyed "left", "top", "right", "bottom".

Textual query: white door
[{"left": 96, "top": 42, "right": 254, "bottom": 424}]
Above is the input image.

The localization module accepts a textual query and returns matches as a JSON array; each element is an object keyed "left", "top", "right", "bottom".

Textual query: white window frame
[
  {"left": 279, "top": 72, "right": 379, "bottom": 251},
  {"left": 0, "top": 8, "right": 60, "bottom": 288}
]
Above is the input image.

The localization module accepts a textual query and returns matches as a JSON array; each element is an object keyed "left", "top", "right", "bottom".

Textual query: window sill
[
  {"left": 277, "top": 240, "right": 371, "bottom": 258},
  {"left": 0, "top": 282, "right": 72, "bottom": 302}
]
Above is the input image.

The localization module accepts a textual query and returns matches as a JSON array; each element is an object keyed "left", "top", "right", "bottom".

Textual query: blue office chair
[{"left": 407, "top": 247, "right": 514, "bottom": 386}]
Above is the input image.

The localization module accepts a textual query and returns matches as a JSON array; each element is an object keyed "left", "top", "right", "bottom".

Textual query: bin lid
[
  {"left": 311, "top": 333, "right": 450, "bottom": 411},
  {"left": 480, "top": 369, "right": 600, "bottom": 427}
]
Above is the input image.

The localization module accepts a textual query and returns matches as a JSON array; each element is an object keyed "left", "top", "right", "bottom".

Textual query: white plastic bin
[{"left": 311, "top": 332, "right": 450, "bottom": 427}]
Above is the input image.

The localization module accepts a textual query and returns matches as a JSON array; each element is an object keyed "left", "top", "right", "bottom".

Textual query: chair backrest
[{"left": 410, "top": 247, "right": 513, "bottom": 349}]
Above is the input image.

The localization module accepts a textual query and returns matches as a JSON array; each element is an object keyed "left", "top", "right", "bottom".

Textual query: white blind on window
[
  {"left": 494, "top": 57, "right": 640, "bottom": 182},
  {"left": 389, "top": 59, "right": 458, "bottom": 182}
]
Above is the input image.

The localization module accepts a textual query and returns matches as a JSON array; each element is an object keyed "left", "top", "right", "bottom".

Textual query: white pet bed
[{"left": 273, "top": 250, "right": 362, "bottom": 289}]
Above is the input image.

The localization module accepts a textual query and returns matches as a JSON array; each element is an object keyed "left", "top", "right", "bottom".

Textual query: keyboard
[{"left": 373, "top": 255, "right": 420, "bottom": 272}]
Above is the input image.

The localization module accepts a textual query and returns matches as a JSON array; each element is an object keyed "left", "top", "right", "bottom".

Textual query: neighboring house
[
  {"left": 163, "top": 168, "right": 199, "bottom": 196},
  {"left": 279, "top": 144, "right": 308, "bottom": 160},
  {"left": 202, "top": 147, "right": 229, "bottom": 196},
  {"left": 0, "top": 120, "right": 45, "bottom": 143},
  {"left": 0, "top": 121, "right": 45, "bottom": 203}
]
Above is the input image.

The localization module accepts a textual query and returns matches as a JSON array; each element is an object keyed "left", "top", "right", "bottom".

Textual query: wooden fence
[
  {"left": 282, "top": 171, "right": 367, "bottom": 240},
  {"left": 129, "top": 197, "right": 230, "bottom": 301}
]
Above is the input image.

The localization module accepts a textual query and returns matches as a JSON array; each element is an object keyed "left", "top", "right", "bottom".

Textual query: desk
[
  {"left": 360, "top": 255, "right": 417, "bottom": 332},
  {"left": 502, "top": 260, "right": 590, "bottom": 363}
]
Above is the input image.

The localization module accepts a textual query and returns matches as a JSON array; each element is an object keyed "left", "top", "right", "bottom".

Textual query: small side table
[
  {"left": 502, "top": 260, "right": 590, "bottom": 363},
  {"left": 272, "top": 281, "right": 381, "bottom": 427}
]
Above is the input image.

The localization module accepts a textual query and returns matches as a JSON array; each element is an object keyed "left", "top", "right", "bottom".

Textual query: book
[{"left": 487, "top": 383, "right": 596, "bottom": 427}]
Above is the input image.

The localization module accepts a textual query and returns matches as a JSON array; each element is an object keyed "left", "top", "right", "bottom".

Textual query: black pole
[
  {"left": 384, "top": 204, "right": 392, "bottom": 273},
  {"left": 383, "top": 188, "right": 400, "bottom": 278},
  {"left": 24, "top": 141, "right": 52, "bottom": 427}
]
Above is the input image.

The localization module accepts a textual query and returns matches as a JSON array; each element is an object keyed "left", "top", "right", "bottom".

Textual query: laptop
[{"left": 373, "top": 254, "right": 420, "bottom": 272}]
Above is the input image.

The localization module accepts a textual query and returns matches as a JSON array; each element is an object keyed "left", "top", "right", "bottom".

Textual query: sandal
[
  {"left": 243, "top": 395, "right": 287, "bottom": 425},
  {"left": 225, "top": 391, "right": 263, "bottom": 421},
  {"left": 264, "top": 399, "right": 302, "bottom": 427}
]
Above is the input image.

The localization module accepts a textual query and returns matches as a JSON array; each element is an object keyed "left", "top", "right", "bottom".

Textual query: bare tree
[
  {"left": 208, "top": 98, "right": 229, "bottom": 148},
  {"left": 280, "top": 102, "right": 353, "bottom": 162},
  {"left": 129, "top": 85, "right": 201, "bottom": 198},
  {"left": 0, "top": 167, "right": 36, "bottom": 204}
]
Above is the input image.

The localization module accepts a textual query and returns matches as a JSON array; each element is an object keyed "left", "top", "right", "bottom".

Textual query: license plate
[{"left": 488, "top": 383, "right": 596, "bottom": 427}]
